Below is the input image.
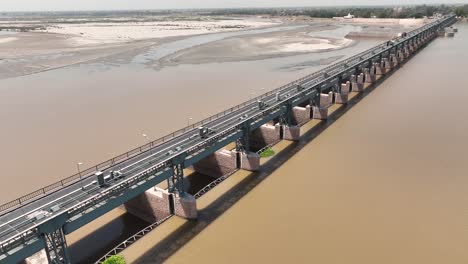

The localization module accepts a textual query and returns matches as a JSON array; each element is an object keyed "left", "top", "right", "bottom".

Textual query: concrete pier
[
  {"left": 192, "top": 149, "right": 237, "bottom": 178},
  {"left": 320, "top": 92, "right": 333, "bottom": 108},
  {"left": 239, "top": 152, "right": 260, "bottom": 171},
  {"left": 249, "top": 123, "right": 281, "bottom": 150},
  {"left": 403, "top": 46, "right": 410, "bottom": 57},
  {"left": 312, "top": 106, "right": 328, "bottom": 120},
  {"left": 351, "top": 73, "right": 365, "bottom": 92},
  {"left": 334, "top": 82, "right": 350, "bottom": 104},
  {"left": 124, "top": 187, "right": 173, "bottom": 223},
  {"left": 292, "top": 105, "right": 311, "bottom": 126},
  {"left": 383, "top": 58, "right": 393, "bottom": 70},
  {"left": 362, "top": 68, "right": 375, "bottom": 83},
  {"left": 390, "top": 54, "right": 399, "bottom": 67},
  {"left": 374, "top": 62, "right": 386, "bottom": 76},
  {"left": 125, "top": 187, "right": 198, "bottom": 221},
  {"left": 173, "top": 193, "right": 197, "bottom": 220},
  {"left": 397, "top": 50, "right": 405, "bottom": 62},
  {"left": 23, "top": 250, "right": 47, "bottom": 264},
  {"left": 312, "top": 92, "right": 333, "bottom": 120},
  {"left": 283, "top": 125, "right": 301, "bottom": 141}
]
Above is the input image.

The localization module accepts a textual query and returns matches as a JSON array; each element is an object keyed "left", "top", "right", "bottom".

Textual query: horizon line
[{"left": 0, "top": 3, "right": 465, "bottom": 13}]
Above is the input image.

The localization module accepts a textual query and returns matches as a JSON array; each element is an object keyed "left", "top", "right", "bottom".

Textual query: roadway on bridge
[{"left": 0, "top": 15, "right": 454, "bottom": 264}]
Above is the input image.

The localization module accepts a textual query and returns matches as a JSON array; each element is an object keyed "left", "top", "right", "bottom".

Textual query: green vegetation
[
  {"left": 205, "top": 4, "right": 468, "bottom": 18},
  {"left": 260, "top": 148, "right": 275, "bottom": 158},
  {"left": 454, "top": 5, "right": 468, "bottom": 17},
  {"left": 102, "top": 255, "right": 126, "bottom": 264}
]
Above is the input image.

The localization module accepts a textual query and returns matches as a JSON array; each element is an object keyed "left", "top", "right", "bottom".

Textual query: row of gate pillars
[
  {"left": 22, "top": 27, "right": 443, "bottom": 264},
  {"left": 330, "top": 30, "right": 436, "bottom": 109},
  {"left": 187, "top": 30, "right": 438, "bottom": 181},
  {"left": 125, "top": 28, "right": 440, "bottom": 234}
]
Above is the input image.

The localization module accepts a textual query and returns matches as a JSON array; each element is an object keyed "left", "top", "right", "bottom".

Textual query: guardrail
[
  {"left": 0, "top": 15, "right": 454, "bottom": 216},
  {"left": 0, "top": 14, "right": 456, "bottom": 260},
  {"left": 94, "top": 215, "right": 172, "bottom": 264}
]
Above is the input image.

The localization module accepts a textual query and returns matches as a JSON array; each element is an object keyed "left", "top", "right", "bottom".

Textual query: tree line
[{"left": 204, "top": 5, "right": 468, "bottom": 18}]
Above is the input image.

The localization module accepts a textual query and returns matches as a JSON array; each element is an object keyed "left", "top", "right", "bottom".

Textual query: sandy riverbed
[
  {"left": 0, "top": 17, "right": 279, "bottom": 78},
  {"left": 38, "top": 19, "right": 279, "bottom": 45},
  {"left": 157, "top": 24, "right": 355, "bottom": 66},
  {"left": 0, "top": 16, "right": 427, "bottom": 80}
]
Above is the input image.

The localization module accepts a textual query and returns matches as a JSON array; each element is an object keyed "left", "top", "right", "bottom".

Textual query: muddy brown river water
[
  {"left": 116, "top": 24, "right": 468, "bottom": 264},
  {"left": 0, "top": 23, "right": 381, "bottom": 263},
  {"left": 1, "top": 21, "right": 467, "bottom": 263},
  {"left": 155, "top": 22, "right": 468, "bottom": 264}
]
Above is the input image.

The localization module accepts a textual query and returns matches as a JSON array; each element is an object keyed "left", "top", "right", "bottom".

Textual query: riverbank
[
  {"left": 0, "top": 16, "right": 279, "bottom": 79},
  {"left": 134, "top": 23, "right": 468, "bottom": 264},
  {"left": 0, "top": 16, "right": 425, "bottom": 79},
  {"left": 156, "top": 24, "right": 354, "bottom": 67}
]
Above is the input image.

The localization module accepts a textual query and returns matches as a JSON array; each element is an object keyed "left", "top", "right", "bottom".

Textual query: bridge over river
[{"left": 0, "top": 14, "right": 456, "bottom": 264}]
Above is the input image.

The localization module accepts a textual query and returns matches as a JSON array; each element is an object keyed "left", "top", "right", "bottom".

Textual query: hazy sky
[{"left": 1, "top": 0, "right": 465, "bottom": 12}]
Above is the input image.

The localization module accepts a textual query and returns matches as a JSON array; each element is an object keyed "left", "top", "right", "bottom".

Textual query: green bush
[
  {"left": 260, "top": 148, "right": 275, "bottom": 158},
  {"left": 102, "top": 255, "right": 126, "bottom": 264}
]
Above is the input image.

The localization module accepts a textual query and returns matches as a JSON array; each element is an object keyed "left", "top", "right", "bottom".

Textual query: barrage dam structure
[{"left": 0, "top": 14, "right": 457, "bottom": 264}]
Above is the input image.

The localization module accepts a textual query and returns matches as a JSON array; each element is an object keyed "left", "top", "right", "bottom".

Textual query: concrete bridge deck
[{"left": 0, "top": 14, "right": 456, "bottom": 264}]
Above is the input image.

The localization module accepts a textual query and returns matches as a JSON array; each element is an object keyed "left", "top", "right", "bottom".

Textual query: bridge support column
[
  {"left": 37, "top": 215, "right": 70, "bottom": 264},
  {"left": 43, "top": 229, "right": 70, "bottom": 264},
  {"left": 248, "top": 123, "right": 281, "bottom": 151},
  {"left": 312, "top": 92, "right": 332, "bottom": 120},
  {"left": 320, "top": 92, "right": 333, "bottom": 108},
  {"left": 234, "top": 119, "right": 261, "bottom": 171},
  {"left": 124, "top": 188, "right": 173, "bottom": 223},
  {"left": 168, "top": 156, "right": 197, "bottom": 219},
  {"left": 283, "top": 125, "right": 301, "bottom": 141},
  {"left": 365, "top": 68, "right": 375, "bottom": 83},
  {"left": 351, "top": 73, "right": 364, "bottom": 92},
  {"left": 383, "top": 58, "right": 393, "bottom": 71},
  {"left": 172, "top": 193, "right": 197, "bottom": 220},
  {"left": 192, "top": 149, "right": 238, "bottom": 178},
  {"left": 334, "top": 82, "right": 350, "bottom": 104},
  {"left": 374, "top": 62, "right": 386, "bottom": 75},
  {"left": 291, "top": 105, "right": 311, "bottom": 126},
  {"left": 445, "top": 31, "right": 455, "bottom": 37},
  {"left": 397, "top": 50, "right": 405, "bottom": 62},
  {"left": 277, "top": 99, "right": 300, "bottom": 142},
  {"left": 390, "top": 53, "right": 398, "bottom": 67},
  {"left": 312, "top": 106, "right": 327, "bottom": 120},
  {"left": 415, "top": 39, "right": 421, "bottom": 48},
  {"left": 238, "top": 151, "right": 260, "bottom": 171},
  {"left": 403, "top": 46, "right": 410, "bottom": 58},
  {"left": 24, "top": 250, "right": 47, "bottom": 264}
]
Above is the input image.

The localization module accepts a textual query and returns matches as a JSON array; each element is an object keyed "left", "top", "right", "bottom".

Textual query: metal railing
[
  {"left": 94, "top": 215, "right": 172, "bottom": 264},
  {"left": 0, "top": 14, "right": 456, "bottom": 258},
  {"left": 194, "top": 170, "right": 239, "bottom": 199},
  {"left": 0, "top": 228, "right": 39, "bottom": 255},
  {"left": 0, "top": 15, "right": 454, "bottom": 215}
]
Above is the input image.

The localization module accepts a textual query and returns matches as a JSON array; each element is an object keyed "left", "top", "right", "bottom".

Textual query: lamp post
[
  {"left": 187, "top": 117, "right": 193, "bottom": 127},
  {"left": 77, "top": 162, "right": 84, "bottom": 190},
  {"left": 142, "top": 133, "right": 153, "bottom": 160}
]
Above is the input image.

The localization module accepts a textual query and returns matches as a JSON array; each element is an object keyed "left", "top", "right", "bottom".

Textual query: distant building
[{"left": 344, "top": 13, "right": 355, "bottom": 19}]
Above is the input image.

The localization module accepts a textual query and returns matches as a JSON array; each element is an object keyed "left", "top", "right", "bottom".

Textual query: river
[
  {"left": 129, "top": 22, "right": 468, "bottom": 264},
  {"left": 0, "top": 23, "right": 383, "bottom": 263}
]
